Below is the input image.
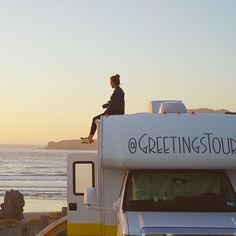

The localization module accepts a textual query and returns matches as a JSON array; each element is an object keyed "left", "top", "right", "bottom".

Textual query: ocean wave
[{"left": 0, "top": 145, "right": 72, "bottom": 201}]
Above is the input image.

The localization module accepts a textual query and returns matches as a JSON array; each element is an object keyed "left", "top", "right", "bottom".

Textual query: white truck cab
[{"left": 67, "top": 101, "right": 236, "bottom": 236}]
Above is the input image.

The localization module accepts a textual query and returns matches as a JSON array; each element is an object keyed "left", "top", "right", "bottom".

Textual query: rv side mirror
[{"left": 84, "top": 187, "right": 96, "bottom": 206}]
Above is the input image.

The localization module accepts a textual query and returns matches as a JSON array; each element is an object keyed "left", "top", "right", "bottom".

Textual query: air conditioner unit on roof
[{"left": 149, "top": 100, "right": 187, "bottom": 114}]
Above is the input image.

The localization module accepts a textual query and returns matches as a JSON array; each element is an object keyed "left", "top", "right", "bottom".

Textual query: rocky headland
[
  {"left": 46, "top": 139, "right": 97, "bottom": 150},
  {"left": 187, "top": 108, "right": 230, "bottom": 114}
]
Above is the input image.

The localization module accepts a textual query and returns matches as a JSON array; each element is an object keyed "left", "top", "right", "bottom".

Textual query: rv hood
[{"left": 125, "top": 211, "right": 236, "bottom": 235}]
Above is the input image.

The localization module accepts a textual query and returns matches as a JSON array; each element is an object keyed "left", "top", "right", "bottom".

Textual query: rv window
[
  {"left": 73, "top": 162, "right": 94, "bottom": 195},
  {"left": 123, "top": 170, "right": 236, "bottom": 212}
]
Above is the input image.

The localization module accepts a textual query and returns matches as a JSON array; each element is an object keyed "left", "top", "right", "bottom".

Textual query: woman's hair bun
[{"left": 115, "top": 74, "right": 120, "bottom": 79}]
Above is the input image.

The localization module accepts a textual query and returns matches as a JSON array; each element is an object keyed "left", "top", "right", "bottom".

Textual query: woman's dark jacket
[{"left": 103, "top": 86, "right": 125, "bottom": 115}]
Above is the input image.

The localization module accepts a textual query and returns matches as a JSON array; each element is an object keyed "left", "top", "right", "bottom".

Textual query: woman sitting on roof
[{"left": 81, "top": 74, "right": 125, "bottom": 144}]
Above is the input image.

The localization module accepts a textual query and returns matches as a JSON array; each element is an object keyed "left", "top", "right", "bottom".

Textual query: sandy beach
[
  {"left": 0, "top": 210, "right": 65, "bottom": 236},
  {"left": 22, "top": 198, "right": 67, "bottom": 213},
  {"left": 0, "top": 199, "right": 67, "bottom": 236}
]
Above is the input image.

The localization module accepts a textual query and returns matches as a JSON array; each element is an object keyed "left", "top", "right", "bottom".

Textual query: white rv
[{"left": 67, "top": 101, "right": 236, "bottom": 236}]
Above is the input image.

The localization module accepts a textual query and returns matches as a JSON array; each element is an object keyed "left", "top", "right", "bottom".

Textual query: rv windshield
[{"left": 123, "top": 170, "right": 236, "bottom": 212}]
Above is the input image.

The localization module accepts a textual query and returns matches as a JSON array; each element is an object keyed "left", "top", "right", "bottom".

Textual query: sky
[{"left": 0, "top": 0, "right": 235, "bottom": 144}]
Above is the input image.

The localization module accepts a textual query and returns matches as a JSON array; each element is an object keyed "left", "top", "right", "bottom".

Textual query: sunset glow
[{"left": 0, "top": 0, "right": 235, "bottom": 144}]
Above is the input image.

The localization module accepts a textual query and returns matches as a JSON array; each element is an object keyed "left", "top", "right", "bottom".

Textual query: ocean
[{"left": 0, "top": 144, "right": 80, "bottom": 212}]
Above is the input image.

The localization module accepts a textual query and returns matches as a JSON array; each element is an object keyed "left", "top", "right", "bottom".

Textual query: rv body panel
[
  {"left": 102, "top": 169, "right": 125, "bottom": 235},
  {"left": 101, "top": 114, "right": 236, "bottom": 169},
  {"left": 67, "top": 152, "right": 125, "bottom": 236},
  {"left": 67, "top": 151, "right": 102, "bottom": 236}
]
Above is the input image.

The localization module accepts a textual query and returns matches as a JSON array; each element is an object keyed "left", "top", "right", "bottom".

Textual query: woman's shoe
[
  {"left": 80, "top": 137, "right": 94, "bottom": 144},
  {"left": 80, "top": 137, "right": 89, "bottom": 144}
]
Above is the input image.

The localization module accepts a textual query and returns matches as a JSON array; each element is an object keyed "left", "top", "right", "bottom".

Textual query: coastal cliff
[{"left": 46, "top": 139, "right": 97, "bottom": 150}]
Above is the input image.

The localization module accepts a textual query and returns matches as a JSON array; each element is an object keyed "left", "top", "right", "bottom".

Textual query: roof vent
[{"left": 148, "top": 100, "right": 187, "bottom": 114}]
